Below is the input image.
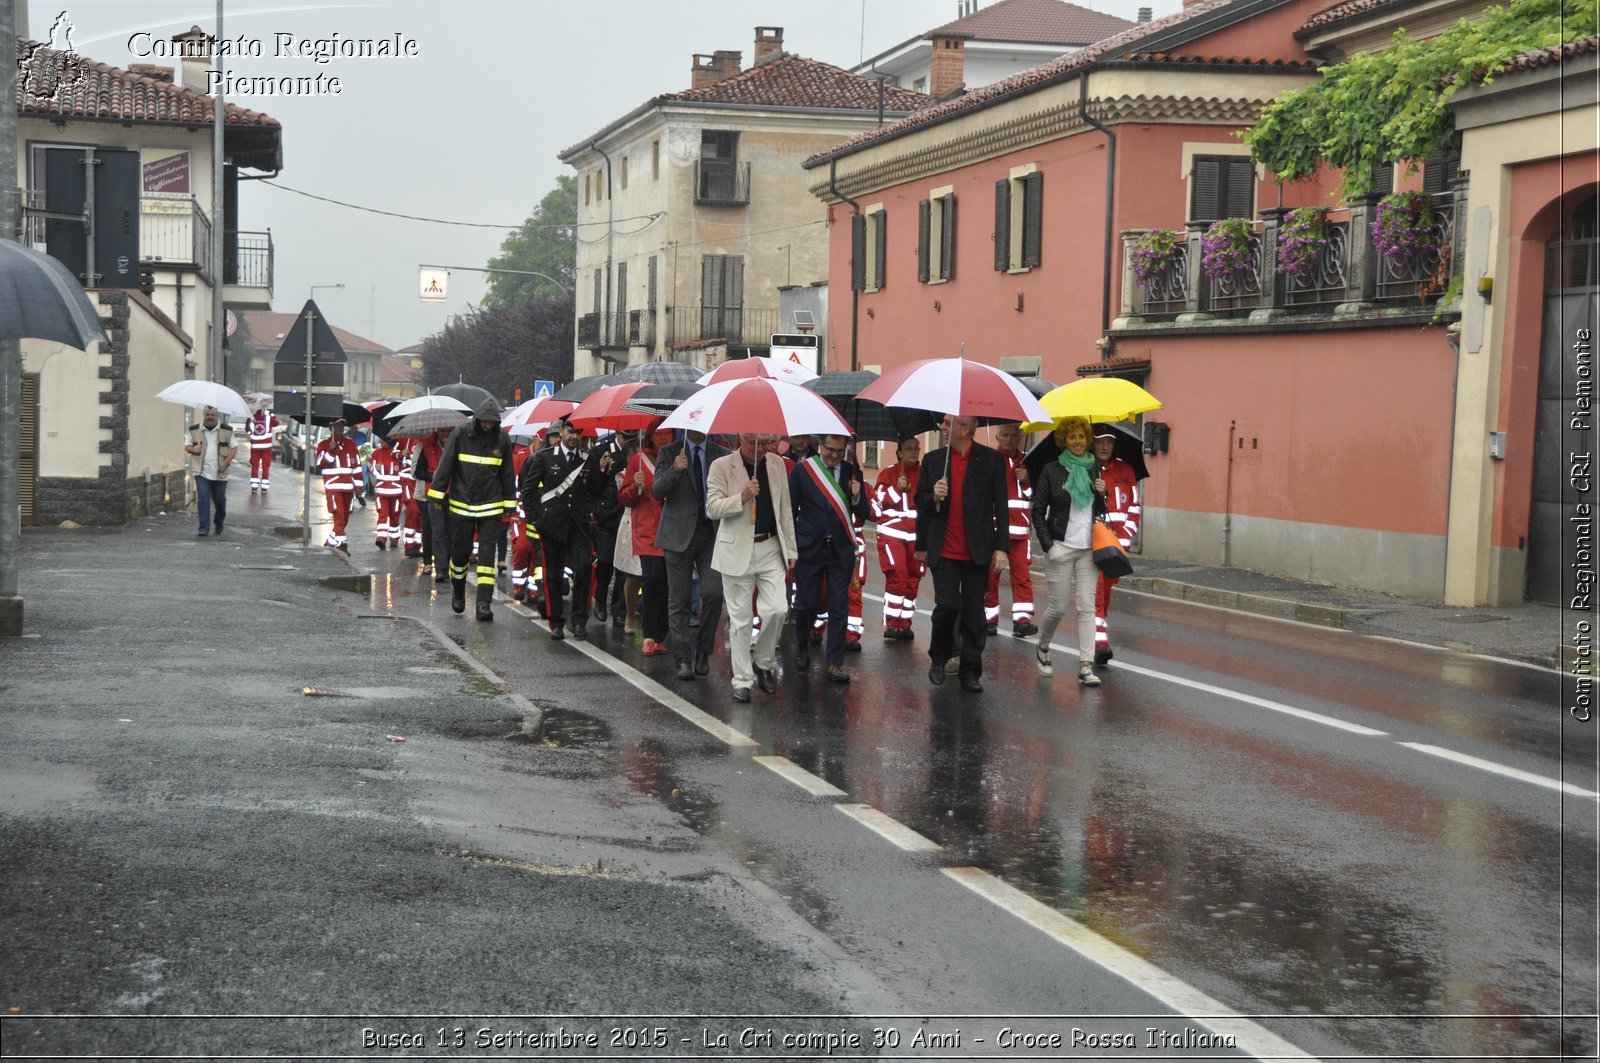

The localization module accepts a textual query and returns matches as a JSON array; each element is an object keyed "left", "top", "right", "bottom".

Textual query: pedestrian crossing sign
[{"left": 534, "top": 380, "right": 554, "bottom": 400}]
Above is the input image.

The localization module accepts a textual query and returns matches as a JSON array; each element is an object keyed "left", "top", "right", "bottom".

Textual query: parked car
[{"left": 277, "top": 419, "right": 328, "bottom": 470}]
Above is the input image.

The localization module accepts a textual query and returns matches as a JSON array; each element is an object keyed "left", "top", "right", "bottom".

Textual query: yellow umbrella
[{"left": 1022, "top": 377, "right": 1162, "bottom": 432}]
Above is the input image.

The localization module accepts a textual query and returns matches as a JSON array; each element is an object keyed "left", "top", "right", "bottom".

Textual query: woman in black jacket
[{"left": 1031, "top": 416, "right": 1107, "bottom": 686}]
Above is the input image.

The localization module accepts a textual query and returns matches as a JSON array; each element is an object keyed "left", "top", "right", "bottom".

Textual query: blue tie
[{"left": 692, "top": 445, "right": 706, "bottom": 510}]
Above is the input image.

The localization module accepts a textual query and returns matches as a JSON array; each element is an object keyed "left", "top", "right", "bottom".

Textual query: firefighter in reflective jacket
[
  {"left": 984, "top": 423, "right": 1038, "bottom": 638},
  {"left": 1092, "top": 424, "right": 1142, "bottom": 668},
  {"left": 315, "top": 418, "right": 361, "bottom": 553},
  {"left": 245, "top": 409, "right": 280, "bottom": 491},
  {"left": 872, "top": 436, "right": 924, "bottom": 639},
  {"left": 429, "top": 399, "right": 517, "bottom": 622},
  {"left": 368, "top": 438, "right": 406, "bottom": 550}
]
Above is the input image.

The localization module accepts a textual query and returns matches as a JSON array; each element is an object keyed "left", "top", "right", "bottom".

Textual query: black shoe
[
  {"left": 434, "top": 573, "right": 449, "bottom": 584},
  {"left": 338, "top": 543, "right": 350, "bottom": 555},
  {"left": 826, "top": 665, "right": 852, "bottom": 684},
  {"left": 571, "top": 622, "right": 587, "bottom": 642},
  {"left": 676, "top": 660, "right": 695, "bottom": 681},
  {"left": 928, "top": 662, "right": 946, "bottom": 687},
  {"left": 754, "top": 665, "right": 777, "bottom": 694},
  {"left": 475, "top": 587, "right": 494, "bottom": 622},
  {"left": 809, "top": 630, "right": 823, "bottom": 644},
  {"left": 1013, "top": 621, "right": 1039, "bottom": 638},
  {"left": 986, "top": 622, "right": 999, "bottom": 636},
  {"left": 451, "top": 580, "right": 466, "bottom": 614},
  {"left": 732, "top": 687, "right": 752, "bottom": 703},
  {"left": 693, "top": 651, "right": 710, "bottom": 676},
  {"left": 549, "top": 625, "right": 565, "bottom": 641},
  {"left": 197, "top": 530, "right": 208, "bottom": 537},
  {"left": 593, "top": 599, "right": 607, "bottom": 623},
  {"left": 213, "top": 523, "right": 223, "bottom": 536},
  {"left": 844, "top": 638, "right": 862, "bottom": 653},
  {"left": 1094, "top": 645, "right": 1114, "bottom": 668},
  {"left": 793, "top": 638, "right": 810, "bottom": 673},
  {"left": 959, "top": 672, "right": 984, "bottom": 693}
]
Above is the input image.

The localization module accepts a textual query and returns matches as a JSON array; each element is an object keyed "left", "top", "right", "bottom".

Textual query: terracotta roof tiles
[
  {"left": 1296, "top": 0, "right": 1405, "bottom": 34},
  {"left": 928, "top": 0, "right": 1136, "bottom": 45},
  {"left": 1484, "top": 33, "right": 1600, "bottom": 80},
  {"left": 654, "top": 52, "right": 932, "bottom": 112}
]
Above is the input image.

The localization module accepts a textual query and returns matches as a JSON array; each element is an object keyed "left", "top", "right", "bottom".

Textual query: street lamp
[{"left": 301, "top": 284, "right": 345, "bottom": 547}]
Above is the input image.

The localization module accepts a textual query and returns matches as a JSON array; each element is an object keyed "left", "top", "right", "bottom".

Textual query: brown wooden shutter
[
  {"left": 1190, "top": 158, "right": 1219, "bottom": 222},
  {"left": 1422, "top": 149, "right": 1459, "bottom": 194},
  {"left": 994, "top": 179, "right": 1010, "bottom": 271},
  {"left": 941, "top": 195, "right": 956, "bottom": 281},
  {"left": 701, "top": 255, "right": 722, "bottom": 338},
  {"left": 873, "top": 212, "right": 888, "bottom": 290},
  {"left": 726, "top": 256, "right": 744, "bottom": 341},
  {"left": 917, "top": 199, "right": 931, "bottom": 284},
  {"left": 20, "top": 372, "right": 38, "bottom": 525},
  {"left": 851, "top": 214, "right": 867, "bottom": 291},
  {"left": 1371, "top": 161, "right": 1395, "bottom": 196},
  {"left": 1224, "top": 158, "right": 1254, "bottom": 219},
  {"left": 1022, "top": 171, "right": 1043, "bottom": 268}
]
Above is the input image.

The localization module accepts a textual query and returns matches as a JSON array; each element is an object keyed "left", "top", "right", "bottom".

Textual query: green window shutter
[
  {"left": 1022, "top": 171, "right": 1043, "bottom": 268},
  {"left": 917, "top": 199, "right": 931, "bottom": 284},
  {"left": 994, "top": 179, "right": 1010, "bottom": 271},
  {"left": 874, "top": 212, "right": 888, "bottom": 290},
  {"left": 851, "top": 214, "right": 866, "bottom": 291},
  {"left": 1190, "top": 157, "right": 1220, "bottom": 222},
  {"left": 940, "top": 195, "right": 956, "bottom": 281},
  {"left": 1223, "top": 158, "right": 1254, "bottom": 219}
]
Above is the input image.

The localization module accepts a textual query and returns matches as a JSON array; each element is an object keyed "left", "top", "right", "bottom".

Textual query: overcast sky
[{"left": 38, "top": 0, "right": 1170, "bottom": 351}]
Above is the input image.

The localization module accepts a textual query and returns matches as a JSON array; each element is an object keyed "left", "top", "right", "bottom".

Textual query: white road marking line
[
  {"left": 503, "top": 600, "right": 757, "bottom": 748},
  {"left": 943, "top": 867, "right": 1319, "bottom": 1062},
  {"left": 1398, "top": 743, "right": 1600, "bottom": 799},
  {"left": 1466, "top": 652, "right": 1565, "bottom": 675},
  {"left": 836, "top": 803, "right": 942, "bottom": 852},
  {"left": 1109, "top": 660, "right": 1390, "bottom": 736},
  {"left": 755, "top": 756, "right": 847, "bottom": 798}
]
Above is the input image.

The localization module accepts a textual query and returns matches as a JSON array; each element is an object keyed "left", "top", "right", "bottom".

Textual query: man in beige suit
[{"left": 707, "top": 433, "right": 798, "bottom": 703}]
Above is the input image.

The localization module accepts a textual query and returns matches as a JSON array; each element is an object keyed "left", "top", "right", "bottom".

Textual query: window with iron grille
[
  {"left": 701, "top": 254, "right": 744, "bottom": 340},
  {"left": 994, "top": 168, "right": 1042, "bottom": 271},
  {"left": 1189, "top": 155, "right": 1254, "bottom": 224},
  {"left": 918, "top": 189, "right": 956, "bottom": 283}
]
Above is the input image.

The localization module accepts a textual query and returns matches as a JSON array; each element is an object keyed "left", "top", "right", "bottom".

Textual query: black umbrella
[
  {"left": 620, "top": 381, "right": 704, "bottom": 414},
  {"left": 1017, "top": 375, "right": 1059, "bottom": 398},
  {"left": 1024, "top": 420, "right": 1149, "bottom": 484},
  {"left": 0, "top": 240, "right": 108, "bottom": 349},
  {"left": 551, "top": 373, "right": 616, "bottom": 403},
  {"left": 803, "top": 370, "right": 942, "bottom": 442},
  {"left": 432, "top": 381, "right": 495, "bottom": 409}
]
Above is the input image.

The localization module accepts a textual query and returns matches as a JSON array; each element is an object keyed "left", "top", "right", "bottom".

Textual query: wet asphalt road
[
  {"left": 354, "top": 483, "right": 1598, "bottom": 1060},
  {"left": 4, "top": 471, "right": 1595, "bottom": 1061}
]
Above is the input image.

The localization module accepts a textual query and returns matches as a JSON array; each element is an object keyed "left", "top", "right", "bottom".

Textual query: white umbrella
[
  {"left": 697, "top": 355, "right": 818, "bottom": 386},
  {"left": 855, "top": 357, "right": 1050, "bottom": 425},
  {"left": 660, "top": 377, "right": 854, "bottom": 436},
  {"left": 387, "top": 393, "right": 472, "bottom": 418},
  {"left": 243, "top": 391, "right": 274, "bottom": 411},
  {"left": 156, "top": 380, "right": 250, "bottom": 418}
]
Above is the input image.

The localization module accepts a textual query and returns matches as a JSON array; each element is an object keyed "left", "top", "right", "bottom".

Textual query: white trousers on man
[{"left": 722, "top": 537, "right": 789, "bottom": 692}]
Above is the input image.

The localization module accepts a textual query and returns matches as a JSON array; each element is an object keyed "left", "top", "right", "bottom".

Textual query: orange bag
[{"left": 1091, "top": 520, "right": 1133, "bottom": 578}]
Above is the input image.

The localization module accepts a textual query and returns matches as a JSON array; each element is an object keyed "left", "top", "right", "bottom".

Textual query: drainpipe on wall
[
  {"left": 829, "top": 157, "right": 861, "bottom": 372},
  {"left": 592, "top": 142, "right": 616, "bottom": 365},
  {"left": 1077, "top": 71, "right": 1117, "bottom": 336}
]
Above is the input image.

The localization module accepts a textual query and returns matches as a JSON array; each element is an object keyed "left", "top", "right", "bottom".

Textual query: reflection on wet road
[{"left": 370, "top": 557, "right": 1596, "bottom": 1059}]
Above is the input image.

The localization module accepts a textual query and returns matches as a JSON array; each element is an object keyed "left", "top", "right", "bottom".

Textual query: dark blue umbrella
[{"left": 0, "top": 240, "right": 107, "bottom": 349}]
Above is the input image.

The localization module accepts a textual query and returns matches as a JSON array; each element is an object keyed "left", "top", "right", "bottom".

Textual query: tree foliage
[
  {"left": 483, "top": 175, "right": 577, "bottom": 309},
  {"left": 420, "top": 292, "right": 575, "bottom": 401},
  {"left": 1245, "top": 0, "right": 1597, "bottom": 198}
]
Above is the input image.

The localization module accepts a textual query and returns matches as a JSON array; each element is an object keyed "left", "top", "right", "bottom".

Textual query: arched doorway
[{"left": 1528, "top": 191, "right": 1598, "bottom": 604}]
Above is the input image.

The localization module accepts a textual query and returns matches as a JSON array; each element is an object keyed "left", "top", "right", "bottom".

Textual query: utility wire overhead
[{"left": 261, "top": 180, "right": 662, "bottom": 231}]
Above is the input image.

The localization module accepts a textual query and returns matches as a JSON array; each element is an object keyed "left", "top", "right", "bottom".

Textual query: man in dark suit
[
  {"left": 652, "top": 429, "right": 729, "bottom": 680},
  {"left": 915, "top": 415, "right": 1010, "bottom": 692},
  {"left": 789, "top": 433, "right": 871, "bottom": 683},
  {"left": 521, "top": 418, "right": 603, "bottom": 641}
]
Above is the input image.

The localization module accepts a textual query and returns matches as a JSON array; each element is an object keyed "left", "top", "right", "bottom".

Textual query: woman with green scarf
[{"left": 1031, "top": 415, "right": 1107, "bottom": 686}]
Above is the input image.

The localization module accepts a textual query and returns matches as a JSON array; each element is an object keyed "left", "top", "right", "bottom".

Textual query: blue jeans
[{"left": 196, "top": 476, "right": 228, "bottom": 533}]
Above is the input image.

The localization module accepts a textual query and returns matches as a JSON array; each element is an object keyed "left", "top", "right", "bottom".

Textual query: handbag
[{"left": 1091, "top": 520, "right": 1133, "bottom": 578}]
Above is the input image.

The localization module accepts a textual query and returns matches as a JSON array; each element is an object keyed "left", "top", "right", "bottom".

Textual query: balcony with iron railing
[
  {"left": 224, "top": 230, "right": 274, "bottom": 291},
  {"left": 1117, "top": 190, "right": 1462, "bottom": 330},
  {"left": 25, "top": 190, "right": 217, "bottom": 282},
  {"left": 694, "top": 159, "right": 751, "bottom": 207},
  {"left": 579, "top": 306, "right": 784, "bottom": 352}
]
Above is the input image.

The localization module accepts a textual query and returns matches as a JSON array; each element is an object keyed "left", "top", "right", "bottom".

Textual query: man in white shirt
[{"left": 184, "top": 406, "right": 237, "bottom": 537}]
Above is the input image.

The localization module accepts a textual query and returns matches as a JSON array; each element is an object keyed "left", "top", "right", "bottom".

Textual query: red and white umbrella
[
  {"left": 854, "top": 357, "right": 1050, "bottom": 425},
  {"left": 697, "top": 355, "right": 818, "bottom": 387},
  {"left": 502, "top": 395, "right": 576, "bottom": 434},
  {"left": 659, "top": 377, "right": 854, "bottom": 437},
  {"left": 567, "top": 382, "right": 659, "bottom": 430}
]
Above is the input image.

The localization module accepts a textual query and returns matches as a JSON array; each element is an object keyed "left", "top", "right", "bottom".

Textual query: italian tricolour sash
[{"left": 803, "top": 456, "right": 860, "bottom": 549}]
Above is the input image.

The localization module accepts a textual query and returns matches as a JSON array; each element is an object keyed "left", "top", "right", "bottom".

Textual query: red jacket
[
  {"left": 315, "top": 436, "right": 361, "bottom": 492},
  {"left": 998, "top": 447, "right": 1032, "bottom": 540},
  {"left": 1100, "top": 457, "right": 1142, "bottom": 548},
  {"left": 245, "top": 412, "right": 280, "bottom": 452},
  {"left": 872, "top": 463, "right": 920, "bottom": 543},
  {"left": 617, "top": 450, "right": 664, "bottom": 558},
  {"left": 369, "top": 444, "right": 405, "bottom": 497}
]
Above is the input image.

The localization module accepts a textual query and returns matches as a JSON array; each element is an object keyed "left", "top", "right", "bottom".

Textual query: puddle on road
[
  {"left": 619, "top": 737, "right": 720, "bottom": 835},
  {"left": 534, "top": 706, "right": 613, "bottom": 748}
]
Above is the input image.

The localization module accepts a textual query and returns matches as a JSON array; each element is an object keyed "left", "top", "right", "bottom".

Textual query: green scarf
[{"left": 1058, "top": 449, "right": 1095, "bottom": 509}]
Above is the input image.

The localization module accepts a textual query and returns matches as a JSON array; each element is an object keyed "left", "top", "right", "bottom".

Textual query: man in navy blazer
[
  {"left": 915, "top": 415, "right": 1010, "bottom": 692},
  {"left": 652, "top": 429, "right": 730, "bottom": 680},
  {"left": 788, "top": 433, "right": 871, "bottom": 682}
]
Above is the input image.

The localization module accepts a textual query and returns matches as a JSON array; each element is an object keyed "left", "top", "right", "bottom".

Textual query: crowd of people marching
[{"left": 222, "top": 401, "right": 1142, "bottom": 700}]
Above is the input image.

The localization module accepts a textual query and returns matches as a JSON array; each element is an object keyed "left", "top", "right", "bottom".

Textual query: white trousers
[
  {"left": 721, "top": 538, "right": 789, "bottom": 690},
  {"left": 1038, "top": 543, "right": 1097, "bottom": 664}
]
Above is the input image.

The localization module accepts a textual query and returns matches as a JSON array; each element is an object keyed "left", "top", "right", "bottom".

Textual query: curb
[{"left": 1120, "top": 575, "right": 1368, "bottom": 627}]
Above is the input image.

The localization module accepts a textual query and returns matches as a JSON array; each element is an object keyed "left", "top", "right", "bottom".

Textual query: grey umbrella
[
  {"left": 551, "top": 373, "right": 617, "bottom": 403},
  {"left": 432, "top": 381, "right": 495, "bottom": 409},
  {"left": 390, "top": 408, "right": 469, "bottom": 438},
  {"left": 611, "top": 360, "right": 701, "bottom": 386},
  {"left": 620, "top": 381, "right": 703, "bottom": 414},
  {"left": 0, "top": 240, "right": 108, "bottom": 349},
  {"left": 803, "top": 370, "right": 942, "bottom": 442}
]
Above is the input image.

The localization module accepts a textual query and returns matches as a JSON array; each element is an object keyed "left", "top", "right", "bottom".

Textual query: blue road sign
[{"left": 534, "top": 380, "right": 554, "bottom": 400}]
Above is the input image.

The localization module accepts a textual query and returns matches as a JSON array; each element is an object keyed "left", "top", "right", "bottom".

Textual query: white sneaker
[
  {"left": 1078, "top": 662, "right": 1101, "bottom": 686},
  {"left": 1035, "top": 645, "right": 1053, "bottom": 676}
]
